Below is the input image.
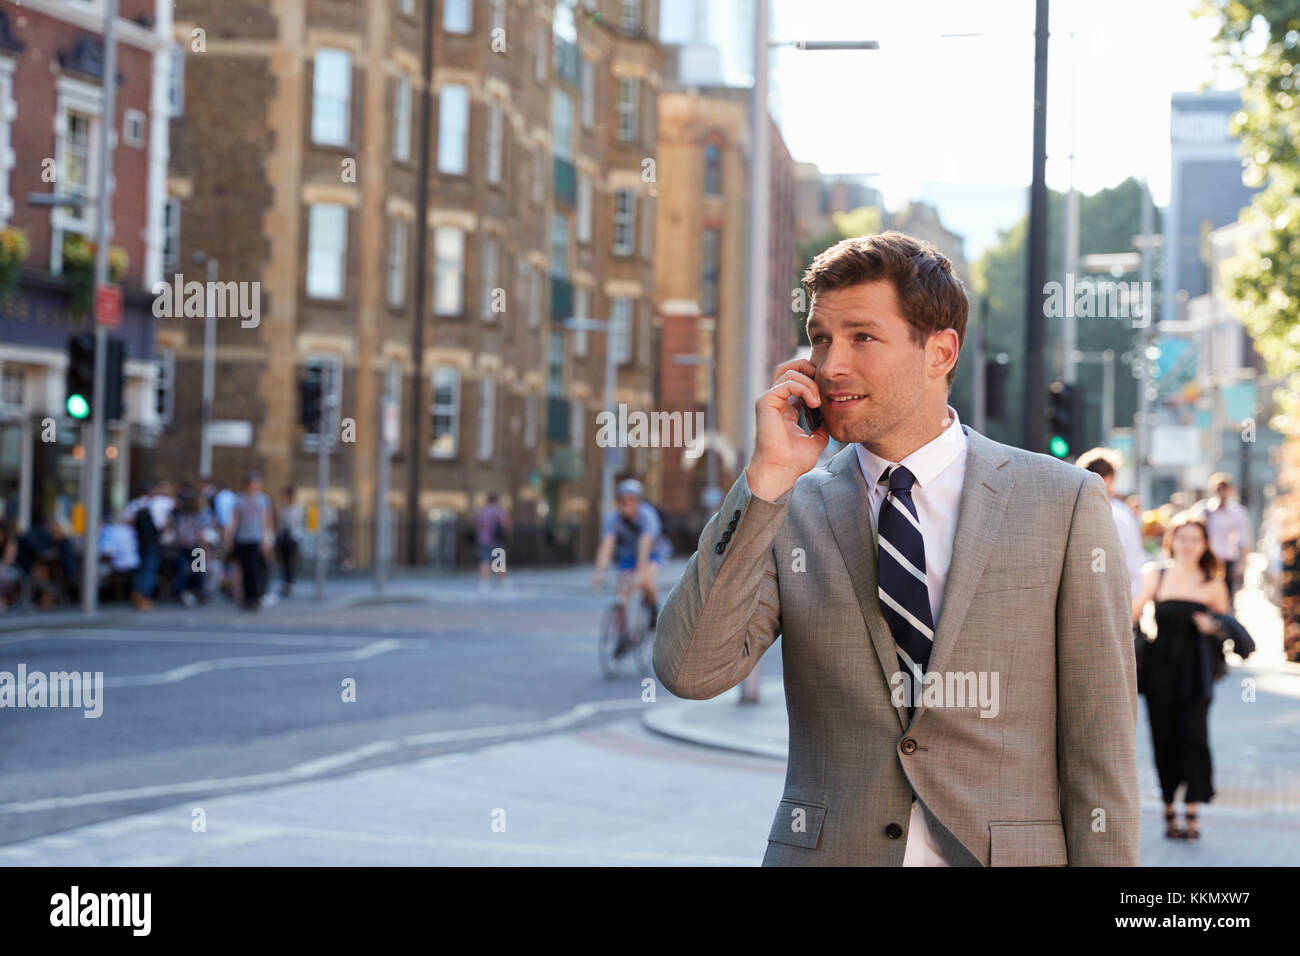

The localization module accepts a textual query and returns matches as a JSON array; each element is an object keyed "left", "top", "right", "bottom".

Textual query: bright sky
[{"left": 768, "top": 0, "right": 1238, "bottom": 256}]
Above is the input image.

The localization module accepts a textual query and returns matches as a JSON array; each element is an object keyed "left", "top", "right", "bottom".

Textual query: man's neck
[{"left": 859, "top": 407, "right": 953, "bottom": 463}]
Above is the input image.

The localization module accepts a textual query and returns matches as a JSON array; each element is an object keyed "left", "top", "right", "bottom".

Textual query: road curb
[{"left": 642, "top": 679, "right": 788, "bottom": 760}]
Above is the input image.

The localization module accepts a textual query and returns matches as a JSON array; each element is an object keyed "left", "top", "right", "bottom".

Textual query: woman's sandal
[
  {"left": 1164, "top": 809, "right": 1186, "bottom": 839},
  {"left": 1184, "top": 810, "right": 1200, "bottom": 840}
]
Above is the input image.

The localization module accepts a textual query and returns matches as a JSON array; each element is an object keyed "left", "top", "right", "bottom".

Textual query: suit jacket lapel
[
  {"left": 923, "top": 427, "right": 1014, "bottom": 685},
  {"left": 818, "top": 428, "right": 1014, "bottom": 731},
  {"left": 819, "top": 444, "right": 911, "bottom": 733}
]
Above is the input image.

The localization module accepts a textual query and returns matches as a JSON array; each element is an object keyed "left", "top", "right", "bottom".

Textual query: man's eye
[{"left": 857, "top": 333, "right": 875, "bottom": 342}]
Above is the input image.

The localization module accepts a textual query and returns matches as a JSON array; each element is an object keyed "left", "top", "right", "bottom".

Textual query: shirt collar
[{"left": 855, "top": 406, "right": 966, "bottom": 491}]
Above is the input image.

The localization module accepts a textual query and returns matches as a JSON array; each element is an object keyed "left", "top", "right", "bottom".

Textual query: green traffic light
[
  {"left": 67, "top": 394, "right": 90, "bottom": 419},
  {"left": 1049, "top": 434, "right": 1070, "bottom": 459}
]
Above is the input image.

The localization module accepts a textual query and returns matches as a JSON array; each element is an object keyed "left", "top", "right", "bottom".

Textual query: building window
[
  {"left": 434, "top": 226, "right": 466, "bottom": 315},
  {"left": 167, "top": 45, "right": 185, "bottom": 116},
  {"left": 548, "top": 331, "right": 565, "bottom": 396},
  {"left": 64, "top": 111, "right": 94, "bottom": 196},
  {"left": 393, "top": 74, "right": 412, "bottom": 161},
  {"left": 0, "top": 59, "right": 13, "bottom": 223},
  {"left": 153, "top": 349, "right": 174, "bottom": 425},
  {"left": 307, "top": 204, "right": 347, "bottom": 299},
  {"left": 552, "top": 91, "right": 574, "bottom": 160},
  {"left": 535, "top": 24, "right": 549, "bottom": 83},
  {"left": 485, "top": 103, "right": 503, "bottom": 183},
  {"left": 303, "top": 353, "right": 343, "bottom": 449},
  {"left": 576, "top": 175, "right": 592, "bottom": 243},
  {"left": 162, "top": 197, "right": 182, "bottom": 274},
  {"left": 387, "top": 218, "right": 408, "bottom": 307},
  {"left": 700, "top": 228, "right": 720, "bottom": 316},
  {"left": 481, "top": 236, "right": 499, "bottom": 320},
  {"left": 617, "top": 78, "right": 639, "bottom": 142},
  {"left": 0, "top": 365, "right": 23, "bottom": 414},
  {"left": 532, "top": 150, "right": 544, "bottom": 204},
  {"left": 640, "top": 197, "right": 655, "bottom": 260},
  {"left": 704, "top": 144, "right": 722, "bottom": 195},
  {"left": 573, "top": 285, "right": 588, "bottom": 357},
  {"left": 431, "top": 365, "right": 460, "bottom": 458},
  {"left": 528, "top": 265, "right": 541, "bottom": 327},
  {"left": 524, "top": 390, "right": 537, "bottom": 449},
  {"left": 612, "top": 189, "right": 636, "bottom": 255},
  {"left": 478, "top": 374, "right": 495, "bottom": 460},
  {"left": 610, "top": 297, "right": 633, "bottom": 364},
  {"left": 437, "top": 84, "right": 470, "bottom": 174},
  {"left": 570, "top": 398, "right": 584, "bottom": 451},
  {"left": 580, "top": 58, "right": 595, "bottom": 128},
  {"left": 443, "top": 0, "right": 472, "bottom": 34},
  {"left": 619, "top": 0, "right": 642, "bottom": 33},
  {"left": 550, "top": 214, "right": 569, "bottom": 278},
  {"left": 123, "top": 109, "right": 146, "bottom": 148},
  {"left": 311, "top": 48, "right": 352, "bottom": 146}
]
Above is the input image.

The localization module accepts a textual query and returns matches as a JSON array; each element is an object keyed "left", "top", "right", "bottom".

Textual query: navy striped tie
[{"left": 876, "top": 465, "right": 934, "bottom": 719}]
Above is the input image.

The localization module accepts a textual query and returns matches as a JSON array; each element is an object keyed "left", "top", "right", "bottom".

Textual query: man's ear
[{"left": 928, "top": 328, "right": 960, "bottom": 381}]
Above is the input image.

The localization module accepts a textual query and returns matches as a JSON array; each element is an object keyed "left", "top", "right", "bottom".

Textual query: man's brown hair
[{"left": 801, "top": 231, "right": 968, "bottom": 386}]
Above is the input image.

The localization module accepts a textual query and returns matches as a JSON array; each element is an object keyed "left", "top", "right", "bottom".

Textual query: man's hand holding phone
[{"left": 745, "top": 359, "right": 829, "bottom": 502}]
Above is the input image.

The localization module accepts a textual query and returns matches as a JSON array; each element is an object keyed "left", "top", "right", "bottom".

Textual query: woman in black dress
[{"left": 1131, "top": 512, "right": 1230, "bottom": 841}]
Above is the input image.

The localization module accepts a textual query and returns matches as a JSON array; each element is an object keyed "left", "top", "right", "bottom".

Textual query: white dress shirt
[
  {"left": 854, "top": 405, "right": 968, "bottom": 867},
  {"left": 1109, "top": 497, "right": 1146, "bottom": 599}
]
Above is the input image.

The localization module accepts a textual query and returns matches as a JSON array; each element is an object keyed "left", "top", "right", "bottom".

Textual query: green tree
[{"left": 1200, "top": 0, "right": 1300, "bottom": 434}]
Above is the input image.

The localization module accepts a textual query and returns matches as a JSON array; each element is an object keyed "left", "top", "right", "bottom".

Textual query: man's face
[
  {"left": 1217, "top": 483, "right": 1230, "bottom": 502},
  {"left": 805, "top": 280, "right": 944, "bottom": 446},
  {"left": 618, "top": 494, "right": 639, "bottom": 517}
]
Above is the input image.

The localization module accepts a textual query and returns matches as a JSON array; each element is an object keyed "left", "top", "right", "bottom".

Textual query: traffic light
[
  {"left": 984, "top": 354, "right": 1010, "bottom": 421},
  {"left": 1047, "top": 381, "right": 1082, "bottom": 459},
  {"left": 299, "top": 366, "right": 323, "bottom": 432},
  {"left": 65, "top": 333, "right": 94, "bottom": 419},
  {"left": 104, "top": 336, "right": 126, "bottom": 421}
]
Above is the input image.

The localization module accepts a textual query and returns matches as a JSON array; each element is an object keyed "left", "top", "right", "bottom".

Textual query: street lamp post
[
  {"left": 564, "top": 316, "right": 618, "bottom": 519},
  {"left": 192, "top": 252, "right": 219, "bottom": 480},
  {"left": 743, "top": 5, "right": 879, "bottom": 702}
]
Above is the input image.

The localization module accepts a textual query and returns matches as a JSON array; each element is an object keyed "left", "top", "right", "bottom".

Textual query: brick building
[
  {"left": 0, "top": 0, "right": 174, "bottom": 532},
  {"left": 156, "top": 0, "right": 662, "bottom": 568},
  {"left": 653, "top": 83, "right": 795, "bottom": 538}
]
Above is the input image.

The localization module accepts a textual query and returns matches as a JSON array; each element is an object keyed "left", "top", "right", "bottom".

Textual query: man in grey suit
[{"left": 654, "top": 231, "right": 1140, "bottom": 866}]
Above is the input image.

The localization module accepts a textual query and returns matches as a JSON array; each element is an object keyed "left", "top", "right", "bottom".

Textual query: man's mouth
[{"left": 825, "top": 393, "right": 868, "bottom": 407}]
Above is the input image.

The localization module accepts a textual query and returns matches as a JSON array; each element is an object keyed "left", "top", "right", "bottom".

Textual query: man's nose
[{"left": 819, "top": 339, "right": 854, "bottom": 381}]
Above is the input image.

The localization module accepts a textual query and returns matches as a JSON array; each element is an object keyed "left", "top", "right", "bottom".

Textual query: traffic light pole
[
  {"left": 80, "top": 0, "right": 118, "bottom": 616},
  {"left": 314, "top": 392, "right": 332, "bottom": 601}
]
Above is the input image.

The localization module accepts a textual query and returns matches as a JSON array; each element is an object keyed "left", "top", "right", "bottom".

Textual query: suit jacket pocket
[
  {"left": 974, "top": 566, "right": 1052, "bottom": 594},
  {"left": 988, "top": 820, "right": 1068, "bottom": 866},
  {"left": 767, "top": 798, "right": 827, "bottom": 850}
]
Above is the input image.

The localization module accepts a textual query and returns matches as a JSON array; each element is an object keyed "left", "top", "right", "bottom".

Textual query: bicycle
[{"left": 597, "top": 571, "right": 656, "bottom": 679}]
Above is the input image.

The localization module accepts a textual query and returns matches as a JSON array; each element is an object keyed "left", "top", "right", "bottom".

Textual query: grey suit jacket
[{"left": 653, "top": 426, "right": 1140, "bottom": 866}]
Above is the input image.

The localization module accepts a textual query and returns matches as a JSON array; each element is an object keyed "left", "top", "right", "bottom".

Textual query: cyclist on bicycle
[{"left": 592, "top": 478, "right": 667, "bottom": 630}]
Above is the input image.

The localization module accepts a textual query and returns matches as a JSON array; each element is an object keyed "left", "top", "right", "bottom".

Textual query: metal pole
[
  {"left": 1136, "top": 178, "right": 1154, "bottom": 508},
  {"left": 602, "top": 320, "right": 616, "bottom": 518},
  {"left": 80, "top": 0, "right": 118, "bottom": 615},
  {"left": 1022, "top": 0, "right": 1049, "bottom": 453},
  {"left": 1063, "top": 26, "right": 1078, "bottom": 385},
  {"left": 1102, "top": 348, "right": 1114, "bottom": 447},
  {"left": 374, "top": 398, "right": 392, "bottom": 593},
  {"left": 315, "top": 394, "right": 330, "bottom": 601},
  {"left": 743, "top": 0, "right": 771, "bottom": 466},
  {"left": 740, "top": 0, "right": 771, "bottom": 706},
  {"left": 199, "top": 256, "right": 218, "bottom": 479}
]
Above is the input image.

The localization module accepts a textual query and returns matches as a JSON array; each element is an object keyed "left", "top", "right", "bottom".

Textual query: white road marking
[
  {"left": 103, "top": 639, "right": 403, "bottom": 688},
  {"left": 0, "top": 698, "right": 646, "bottom": 814}
]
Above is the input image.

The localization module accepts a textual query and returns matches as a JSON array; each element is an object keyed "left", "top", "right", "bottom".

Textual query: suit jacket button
[
  {"left": 885, "top": 823, "right": 903, "bottom": 839},
  {"left": 726, "top": 518, "right": 738, "bottom": 531},
  {"left": 733, "top": 509, "right": 741, "bottom": 519},
  {"left": 900, "top": 738, "right": 917, "bottom": 755},
  {"left": 714, "top": 542, "right": 726, "bottom": 554},
  {"left": 721, "top": 530, "right": 732, "bottom": 543}
]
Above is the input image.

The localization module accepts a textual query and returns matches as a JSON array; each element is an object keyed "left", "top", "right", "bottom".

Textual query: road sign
[
  {"left": 95, "top": 284, "right": 122, "bottom": 328},
  {"left": 205, "top": 419, "right": 253, "bottom": 447}
]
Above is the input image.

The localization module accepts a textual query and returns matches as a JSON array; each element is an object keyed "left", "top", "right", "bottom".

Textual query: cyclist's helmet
[{"left": 616, "top": 479, "right": 644, "bottom": 499}]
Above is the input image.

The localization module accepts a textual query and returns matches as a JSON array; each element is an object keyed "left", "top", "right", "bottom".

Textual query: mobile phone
[{"left": 795, "top": 398, "right": 823, "bottom": 435}]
